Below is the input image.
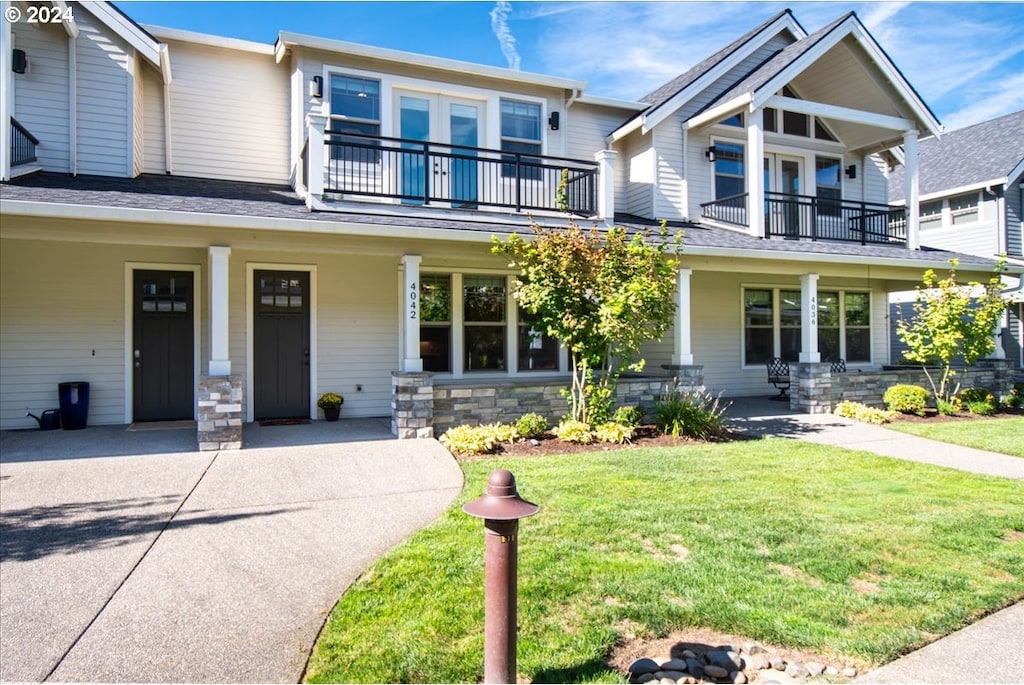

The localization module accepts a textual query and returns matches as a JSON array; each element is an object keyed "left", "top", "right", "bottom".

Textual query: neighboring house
[
  {"left": 888, "top": 110, "right": 1024, "bottom": 370},
  {"left": 2, "top": 2, "right": 1019, "bottom": 439}
]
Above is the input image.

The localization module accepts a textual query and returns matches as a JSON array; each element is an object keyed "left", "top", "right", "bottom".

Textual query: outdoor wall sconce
[
  {"left": 12, "top": 49, "right": 27, "bottom": 74},
  {"left": 309, "top": 75, "right": 323, "bottom": 99},
  {"left": 548, "top": 111, "right": 560, "bottom": 131},
  {"left": 705, "top": 146, "right": 717, "bottom": 162},
  {"left": 845, "top": 164, "right": 857, "bottom": 179}
]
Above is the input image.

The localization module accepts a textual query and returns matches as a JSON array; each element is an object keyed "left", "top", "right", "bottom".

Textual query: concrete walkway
[{"left": 0, "top": 420, "right": 464, "bottom": 683}]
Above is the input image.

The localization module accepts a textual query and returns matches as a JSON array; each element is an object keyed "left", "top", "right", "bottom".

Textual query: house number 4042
[{"left": 409, "top": 282, "right": 418, "bottom": 320}]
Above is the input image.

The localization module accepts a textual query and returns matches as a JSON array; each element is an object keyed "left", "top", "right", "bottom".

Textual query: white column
[
  {"left": 799, "top": 273, "right": 820, "bottom": 363},
  {"left": 672, "top": 268, "right": 694, "bottom": 365},
  {"left": 594, "top": 149, "right": 618, "bottom": 221},
  {"left": 208, "top": 246, "right": 231, "bottom": 376},
  {"left": 401, "top": 255, "right": 423, "bottom": 373},
  {"left": 990, "top": 313, "right": 1007, "bottom": 359},
  {"left": 0, "top": 1, "right": 12, "bottom": 182},
  {"left": 904, "top": 129, "right": 920, "bottom": 250},
  {"left": 747, "top": 107, "right": 765, "bottom": 238},
  {"left": 305, "top": 112, "right": 328, "bottom": 197}
]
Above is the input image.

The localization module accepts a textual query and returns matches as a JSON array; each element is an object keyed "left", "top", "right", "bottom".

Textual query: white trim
[
  {"left": 574, "top": 94, "right": 646, "bottom": 110},
  {"left": 69, "top": 33, "right": 78, "bottom": 175},
  {"left": 892, "top": 179, "right": 1009, "bottom": 205},
  {"left": 245, "top": 262, "right": 318, "bottom": 423},
  {"left": 0, "top": 3, "right": 11, "bottom": 182},
  {"left": 280, "top": 30, "right": 584, "bottom": 91},
  {"left": 147, "top": 24, "right": 274, "bottom": 55},
  {"left": 763, "top": 95, "right": 914, "bottom": 132},
  {"left": 52, "top": 0, "right": 79, "bottom": 38},
  {"left": 80, "top": 0, "right": 162, "bottom": 67},
  {"left": 684, "top": 95, "right": 752, "bottom": 132},
  {"left": 123, "top": 262, "right": 202, "bottom": 424}
]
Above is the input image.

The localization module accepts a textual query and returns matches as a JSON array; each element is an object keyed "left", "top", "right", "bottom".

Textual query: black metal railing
[
  {"left": 322, "top": 131, "right": 599, "bottom": 216},
  {"left": 701, "top": 192, "right": 907, "bottom": 245},
  {"left": 11, "top": 118, "right": 39, "bottom": 167}
]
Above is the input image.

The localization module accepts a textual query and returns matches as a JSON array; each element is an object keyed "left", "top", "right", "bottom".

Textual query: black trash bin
[{"left": 58, "top": 381, "right": 90, "bottom": 430}]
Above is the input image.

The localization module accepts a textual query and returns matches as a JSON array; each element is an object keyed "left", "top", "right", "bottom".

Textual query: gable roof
[
  {"left": 86, "top": 1, "right": 171, "bottom": 81},
  {"left": 889, "top": 109, "right": 1024, "bottom": 201}
]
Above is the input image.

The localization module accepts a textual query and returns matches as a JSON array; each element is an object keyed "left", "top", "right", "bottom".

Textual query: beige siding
[
  {"left": 75, "top": 10, "right": 132, "bottom": 176},
  {"left": 653, "top": 123, "right": 686, "bottom": 219},
  {"left": 141, "top": 63, "right": 167, "bottom": 174},
  {"left": 164, "top": 40, "right": 289, "bottom": 183},
  {"left": 11, "top": 21, "right": 70, "bottom": 172}
]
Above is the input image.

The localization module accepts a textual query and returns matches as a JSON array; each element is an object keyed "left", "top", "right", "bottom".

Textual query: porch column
[
  {"left": 305, "top": 112, "right": 328, "bottom": 198},
  {"left": 799, "top": 272, "right": 820, "bottom": 363},
  {"left": 208, "top": 246, "right": 231, "bottom": 375},
  {"left": 989, "top": 315, "right": 1007, "bottom": 360},
  {"left": 747, "top": 107, "right": 765, "bottom": 238},
  {"left": 904, "top": 129, "right": 920, "bottom": 250},
  {"left": 1, "top": 1, "right": 12, "bottom": 181},
  {"left": 672, "top": 268, "right": 694, "bottom": 365},
  {"left": 402, "top": 255, "right": 423, "bottom": 373},
  {"left": 594, "top": 149, "right": 618, "bottom": 221}
]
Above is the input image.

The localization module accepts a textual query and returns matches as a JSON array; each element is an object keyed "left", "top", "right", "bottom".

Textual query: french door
[
  {"left": 764, "top": 153, "right": 804, "bottom": 237},
  {"left": 395, "top": 91, "right": 484, "bottom": 208}
]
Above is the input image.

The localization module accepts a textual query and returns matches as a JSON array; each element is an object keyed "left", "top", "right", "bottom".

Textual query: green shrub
[
  {"left": 439, "top": 424, "right": 496, "bottom": 455},
  {"left": 958, "top": 387, "right": 996, "bottom": 414},
  {"left": 594, "top": 421, "right": 634, "bottom": 444},
  {"left": 1006, "top": 385, "right": 1023, "bottom": 409},
  {"left": 654, "top": 388, "right": 730, "bottom": 440},
  {"left": 834, "top": 401, "right": 896, "bottom": 424},
  {"left": 936, "top": 398, "right": 960, "bottom": 415},
  {"left": 553, "top": 419, "right": 593, "bottom": 444},
  {"left": 966, "top": 400, "right": 996, "bottom": 415},
  {"left": 883, "top": 384, "right": 930, "bottom": 416},
  {"left": 611, "top": 405, "right": 645, "bottom": 427},
  {"left": 514, "top": 412, "right": 549, "bottom": 439},
  {"left": 488, "top": 423, "right": 519, "bottom": 444}
]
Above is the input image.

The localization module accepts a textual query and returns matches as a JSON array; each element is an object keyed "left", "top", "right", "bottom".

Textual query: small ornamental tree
[
  {"left": 896, "top": 259, "right": 1006, "bottom": 404},
  {"left": 493, "top": 219, "right": 682, "bottom": 424}
]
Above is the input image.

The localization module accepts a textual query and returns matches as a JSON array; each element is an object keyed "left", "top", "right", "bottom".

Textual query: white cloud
[
  {"left": 490, "top": 1, "right": 521, "bottom": 71},
  {"left": 942, "top": 71, "right": 1024, "bottom": 131}
]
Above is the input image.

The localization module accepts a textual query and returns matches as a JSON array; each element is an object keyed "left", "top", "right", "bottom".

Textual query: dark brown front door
[
  {"left": 253, "top": 270, "right": 310, "bottom": 419},
  {"left": 133, "top": 270, "right": 194, "bottom": 422}
]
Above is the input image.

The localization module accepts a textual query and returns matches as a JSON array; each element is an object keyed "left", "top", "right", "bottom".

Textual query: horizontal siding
[
  {"left": 165, "top": 40, "right": 289, "bottom": 184},
  {"left": 133, "top": 54, "right": 144, "bottom": 176},
  {"left": 652, "top": 123, "right": 686, "bottom": 220},
  {"left": 11, "top": 21, "right": 70, "bottom": 172},
  {"left": 141, "top": 62, "right": 167, "bottom": 173},
  {"left": 1006, "top": 181, "right": 1023, "bottom": 256},
  {"left": 624, "top": 134, "right": 653, "bottom": 217},
  {"left": 564, "top": 103, "right": 624, "bottom": 160},
  {"left": 860, "top": 153, "right": 888, "bottom": 206},
  {"left": 917, "top": 220, "right": 1000, "bottom": 257},
  {"left": 75, "top": 10, "right": 131, "bottom": 176}
]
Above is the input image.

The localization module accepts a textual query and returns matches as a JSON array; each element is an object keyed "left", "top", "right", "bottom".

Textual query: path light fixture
[{"left": 463, "top": 469, "right": 539, "bottom": 684}]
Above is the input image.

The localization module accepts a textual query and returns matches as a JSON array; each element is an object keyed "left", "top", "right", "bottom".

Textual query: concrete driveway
[{"left": 0, "top": 420, "right": 464, "bottom": 682}]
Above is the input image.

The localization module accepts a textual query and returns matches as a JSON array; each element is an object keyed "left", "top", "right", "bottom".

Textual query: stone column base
[
  {"left": 661, "top": 364, "right": 705, "bottom": 393},
  {"left": 198, "top": 375, "right": 244, "bottom": 451},
  {"left": 791, "top": 363, "right": 832, "bottom": 414},
  {"left": 976, "top": 358, "right": 1013, "bottom": 401},
  {"left": 392, "top": 371, "right": 434, "bottom": 439}
]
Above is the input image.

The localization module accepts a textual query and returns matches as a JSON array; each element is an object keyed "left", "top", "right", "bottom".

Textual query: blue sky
[{"left": 116, "top": 1, "right": 1024, "bottom": 131}]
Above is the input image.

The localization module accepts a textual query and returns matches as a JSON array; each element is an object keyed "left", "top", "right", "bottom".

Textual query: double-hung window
[
  {"left": 950, "top": 192, "right": 979, "bottom": 225},
  {"left": 500, "top": 99, "right": 542, "bottom": 180},
  {"left": 920, "top": 200, "right": 943, "bottom": 229},
  {"left": 815, "top": 157, "right": 842, "bottom": 216},
  {"left": 329, "top": 74, "right": 381, "bottom": 163},
  {"left": 714, "top": 142, "right": 745, "bottom": 199},
  {"left": 464, "top": 276, "right": 507, "bottom": 371},
  {"left": 517, "top": 307, "right": 559, "bottom": 371},
  {"left": 420, "top": 275, "right": 453, "bottom": 373}
]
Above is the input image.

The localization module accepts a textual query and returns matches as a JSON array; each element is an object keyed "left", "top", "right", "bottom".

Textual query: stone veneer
[
  {"left": 791, "top": 363, "right": 833, "bottom": 414},
  {"left": 829, "top": 360, "right": 1014, "bottom": 408},
  {"left": 392, "top": 371, "right": 435, "bottom": 439},
  {"left": 197, "top": 375, "right": 243, "bottom": 451}
]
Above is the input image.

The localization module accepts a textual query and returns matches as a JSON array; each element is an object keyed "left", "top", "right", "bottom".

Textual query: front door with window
[
  {"left": 765, "top": 154, "right": 804, "bottom": 236},
  {"left": 133, "top": 270, "right": 194, "bottom": 422},
  {"left": 253, "top": 270, "right": 310, "bottom": 420}
]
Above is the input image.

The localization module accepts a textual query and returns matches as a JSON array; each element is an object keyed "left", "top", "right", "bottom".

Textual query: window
[
  {"left": 329, "top": 74, "right": 381, "bottom": 162},
  {"left": 518, "top": 307, "right": 559, "bottom": 371},
  {"left": 420, "top": 275, "right": 452, "bottom": 373},
  {"left": 464, "top": 275, "right": 506, "bottom": 371},
  {"left": 721, "top": 112, "right": 744, "bottom": 127},
  {"left": 815, "top": 157, "right": 842, "bottom": 216},
  {"left": 814, "top": 119, "right": 838, "bottom": 141},
  {"left": 782, "top": 110, "right": 810, "bottom": 137},
  {"left": 950, "top": 192, "right": 979, "bottom": 225},
  {"left": 743, "top": 288, "right": 871, "bottom": 365},
  {"left": 920, "top": 200, "right": 943, "bottom": 229},
  {"left": 714, "top": 142, "right": 745, "bottom": 199},
  {"left": 764, "top": 108, "right": 777, "bottom": 133},
  {"left": 500, "top": 99, "right": 542, "bottom": 180}
]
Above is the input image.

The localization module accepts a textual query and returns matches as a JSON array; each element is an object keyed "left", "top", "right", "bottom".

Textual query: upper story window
[
  {"left": 714, "top": 142, "right": 745, "bottom": 198},
  {"left": 329, "top": 74, "right": 381, "bottom": 162},
  {"left": 920, "top": 200, "right": 943, "bottom": 229},
  {"left": 764, "top": 108, "right": 778, "bottom": 133},
  {"left": 501, "top": 99, "right": 542, "bottom": 179},
  {"left": 721, "top": 112, "right": 744, "bottom": 127},
  {"left": 950, "top": 192, "right": 979, "bottom": 225},
  {"left": 815, "top": 156, "right": 842, "bottom": 215},
  {"left": 782, "top": 110, "right": 810, "bottom": 137}
]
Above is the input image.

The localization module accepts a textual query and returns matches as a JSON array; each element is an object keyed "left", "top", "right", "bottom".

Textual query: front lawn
[
  {"left": 887, "top": 417, "right": 1024, "bottom": 458},
  {"left": 305, "top": 440, "right": 1024, "bottom": 683}
]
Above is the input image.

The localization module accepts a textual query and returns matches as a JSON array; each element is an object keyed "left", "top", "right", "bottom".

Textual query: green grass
[
  {"left": 886, "top": 417, "right": 1024, "bottom": 458},
  {"left": 305, "top": 440, "right": 1024, "bottom": 683}
]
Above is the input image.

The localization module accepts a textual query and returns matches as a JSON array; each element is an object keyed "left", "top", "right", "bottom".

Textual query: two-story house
[
  {"left": 2, "top": 2, "right": 1017, "bottom": 443},
  {"left": 888, "top": 110, "right": 1024, "bottom": 371}
]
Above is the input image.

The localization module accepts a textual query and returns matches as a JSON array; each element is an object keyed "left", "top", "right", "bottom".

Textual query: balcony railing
[
  {"left": 10, "top": 118, "right": 39, "bottom": 167},
  {"left": 701, "top": 192, "right": 907, "bottom": 245},
  {"left": 320, "top": 131, "right": 599, "bottom": 216}
]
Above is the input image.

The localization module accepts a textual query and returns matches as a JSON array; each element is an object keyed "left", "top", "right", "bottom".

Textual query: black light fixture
[
  {"left": 309, "top": 75, "right": 323, "bottom": 99},
  {"left": 548, "top": 111, "right": 560, "bottom": 131},
  {"left": 705, "top": 145, "right": 717, "bottom": 162},
  {"left": 12, "top": 49, "right": 27, "bottom": 74},
  {"left": 845, "top": 164, "right": 857, "bottom": 179}
]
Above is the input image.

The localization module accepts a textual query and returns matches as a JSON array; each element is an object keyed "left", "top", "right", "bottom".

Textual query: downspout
[
  {"left": 160, "top": 45, "right": 173, "bottom": 174},
  {"left": 988, "top": 184, "right": 1006, "bottom": 257},
  {"left": 564, "top": 86, "right": 581, "bottom": 110}
]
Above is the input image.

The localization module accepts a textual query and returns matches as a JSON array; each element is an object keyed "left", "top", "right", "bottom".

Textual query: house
[
  {"left": 888, "top": 110, "right": 1024, "bottom": 370},
  {"left": 3, "top": 2, "right": 1019, "bottom": 445}
]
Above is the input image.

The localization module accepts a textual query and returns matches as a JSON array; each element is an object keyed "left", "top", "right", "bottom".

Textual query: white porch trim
[
  {"left": 763, "top": 95, "right": 915, "bottom": 132},
  {"left": 904, "top": 130, "right": 921, "bottom": 250},
  {"left": 747, "top": 107, "right": 765, "bottom": 238},
  {"left": 799, "top": 273, "right": 820, "bottom": 363},
  {"left": 595, "top": 149, "right": 618, "bottom": 221},
  {"left": 208, "top": 246, "right": 231, "bottom": 375},
  {"left": 401, "top": 255, "right": 423, "bottom": 372},
  {"left": 672, "top": 268, "right": 694, "bottom": 365}
]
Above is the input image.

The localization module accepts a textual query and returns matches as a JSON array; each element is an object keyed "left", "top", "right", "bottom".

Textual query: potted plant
[{"left": 317, "top": 392, "right": 344, "bottom": 421}]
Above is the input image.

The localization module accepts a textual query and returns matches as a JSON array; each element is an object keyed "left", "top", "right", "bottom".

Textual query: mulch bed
[{"left": 889, "top": 407, "right": 1024, "bottom": 423}]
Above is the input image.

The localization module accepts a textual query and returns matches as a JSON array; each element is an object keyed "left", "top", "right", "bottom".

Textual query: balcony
[
  {"left": 306, "top": 131, "right": 600, "bottom": 217},
  {"left": 10, "top": 118, "right": 38, "bottom": 167},
  {"left": 701, "top": 192, "right": 908, "bottom": 245}
]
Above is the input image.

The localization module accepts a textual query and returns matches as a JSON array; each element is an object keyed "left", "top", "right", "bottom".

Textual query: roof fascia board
[
  {"left": 751, "top": 16, "right": 941, "bottom": 138},
  {"left": 892, "top": 178, "right": 1010, "bottom": 204},
  {"left": 51, "top": 0, "right": 79, "bottom": 38},
  {"left": 684, "top": 95, "right": 752, "bottom": 130},
  {"left": 79, "top": 1, "right": 162, "bottom": 67},
  {"left": 148, "top": 25, "right": 275, "bottom": 56},
  {"left": 635, "top": 13, "right": 806, "bottom": 135},
  {"left": 1008, "top": 158, "right": 1024, "bottom": 184},
  {"left": 277, "top": 31, "right": 585, "bottom": 92},
  {"left": 764, "top": 94, "right": 914, "bottom": 131},
  {"left": 574, "top": 94, "right": 647, "bottom": 111}
]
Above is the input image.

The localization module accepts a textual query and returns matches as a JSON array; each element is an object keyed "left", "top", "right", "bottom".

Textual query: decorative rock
[
  {"left": 730, "top": 670, "right": 747, "bottom": 684},
  {"left": 785, "top": 661, "right": 811, "bottom": 679},
  {"left": 629, "top": 658, "right": 661, "bottom": 676},
  {"left": 703, "top": 665, "right": 729, "bottom": 680},
  {"left": 805, "top": 661, "right": 825, "bottom": 676},
  {"left": 656, "top": 671, "right": 686, "bottom": 682},
  {"left": 707, "top": 650, "right": 743, "bottom": 671},
  {"left": 746, "top": 654, "right": 770, "bottom": 671},
  {"left": 681, "top": 678, "right": 697, "bottom": 685},
  {"left": 681, "top": 650, "right": 697, "bottom": 660},
  {"left": 630, "top": 673, "right": 657, "bottom": 684},
  {"left": 842, "top": 667, "right": 859, "bottom": 678},
  {"left": 825, "top": 666, "right": 839, "bottom": 677},
  {"left": 686, "top": 658, "right": 704, "bottom": 678},
  {"left": 771, "top": 656, "right": 787, "bottom": 671},
  {"left": 659, "top": 678, "right": 675, "bottom": 684},
  {"left": 660, "top": 659, "right": 689, "bottom": 672}
]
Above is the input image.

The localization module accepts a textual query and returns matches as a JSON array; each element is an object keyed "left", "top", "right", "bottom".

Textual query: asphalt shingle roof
[{"left": 889, "top": 109, "right": 1024, "bottom": 201}]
